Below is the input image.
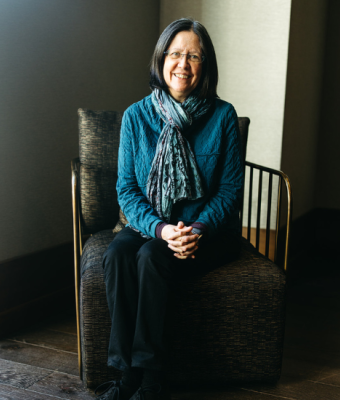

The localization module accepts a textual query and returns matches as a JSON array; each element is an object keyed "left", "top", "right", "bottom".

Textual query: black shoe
[
  {"left": 129, "top": 384, "right": 171, "bottom": 400},
  {"left": 95, "top": 380, "right": 124, "bottom": 399}
]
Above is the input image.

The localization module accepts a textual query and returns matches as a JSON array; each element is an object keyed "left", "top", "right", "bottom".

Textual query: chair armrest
[{"left": 242, "top": 161, "right": 292, "bottom": 272}]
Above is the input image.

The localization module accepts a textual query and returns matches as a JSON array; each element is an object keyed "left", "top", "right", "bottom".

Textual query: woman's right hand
[{"left": 162, "top": 222, "right": 200, "bottom": 259}]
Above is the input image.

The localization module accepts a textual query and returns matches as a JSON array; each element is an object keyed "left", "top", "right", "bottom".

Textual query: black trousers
[{"left": 102, "top": 226, "right": 241, "bottom": 372}]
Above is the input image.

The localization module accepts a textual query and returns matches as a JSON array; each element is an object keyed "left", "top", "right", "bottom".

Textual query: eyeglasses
[{"left": 164, "top": 50, "right": 205, "bottom": 64}]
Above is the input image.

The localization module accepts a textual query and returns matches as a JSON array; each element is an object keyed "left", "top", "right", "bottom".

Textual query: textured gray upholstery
[
  {"left": 78, "top": 109, "right": 123, "bottom": 234},
  {"left": 77, "top": 109, "right": 286, "bottom": 389}
]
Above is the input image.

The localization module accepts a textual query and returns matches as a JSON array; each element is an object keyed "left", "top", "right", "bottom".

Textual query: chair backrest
[{"left": 78, "top": 108, "right": 250, "bottom": 235}]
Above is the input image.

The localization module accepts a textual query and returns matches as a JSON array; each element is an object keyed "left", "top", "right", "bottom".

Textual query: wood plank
[
  {"left": 9, "top": 327, "right": 77, "bottom": 354},
  {"left": 29, "top": 371, "right": 94, "bottom": 399},
  {"left": 0, "top": 339, "right": 78, "bottom": 376},
  {"left": 0, "top": 358, "right": 51, "bottom": 389},
  {"left": 240, "top": 377, "right": 340, "bottom": 400},
  {"left": 312, "top": 375, "right": 340, "bottom": 388},
  {"left": 282, "top": 345, "right": 340, "bottom": 387},
  {"left": 172, "top": 386, "right": 293, "bottom": 399},
  {"left": 0, "top": 383, "right": 65, "bottom": 400}
]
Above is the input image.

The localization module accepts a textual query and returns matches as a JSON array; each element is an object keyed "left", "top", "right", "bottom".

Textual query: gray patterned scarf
[{"left": 128, "top": 88, "right": 211, "bottom": 238}]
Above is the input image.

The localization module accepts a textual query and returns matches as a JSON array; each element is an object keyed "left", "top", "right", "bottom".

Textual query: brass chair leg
[{"left": 72, "top": 158, "right": 82, "bottom": 378}]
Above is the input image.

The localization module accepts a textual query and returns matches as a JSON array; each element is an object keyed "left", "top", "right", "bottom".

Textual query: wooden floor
[{"left": 1, "top": 252, "right": 340, "bottom": 399}]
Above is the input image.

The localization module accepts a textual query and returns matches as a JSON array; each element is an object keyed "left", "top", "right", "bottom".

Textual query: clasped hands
[{"left": 161, "top": 221, "right": 200, "bottom": 260}]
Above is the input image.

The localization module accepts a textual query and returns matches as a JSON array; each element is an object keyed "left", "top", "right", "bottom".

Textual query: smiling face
[{"left": 163, "top": 30, "right": 203, "bottom": 103}]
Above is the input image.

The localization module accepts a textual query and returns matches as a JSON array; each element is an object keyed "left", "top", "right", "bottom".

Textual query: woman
[{"left": 99, "top": 18, "right": 244, "bottom": 400}]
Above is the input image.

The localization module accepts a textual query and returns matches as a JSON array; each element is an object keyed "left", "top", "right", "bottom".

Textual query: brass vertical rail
[
  {"left": 247, "top": 167, "right": 253, "bottom": 241},
  {"left": 274, "top": 177, "right": 282, "bottom": 264},
  {"left": 281, "top": 172, "right": 292, "bottom": 272},
  {"left": 71, "top": 158, "right": 82, "bottom": 378},
  {"left": 265, "top": 173, "right": 273, "bottom": 258},
  {"left": 255, "top": 170, "right": 263, "bottom": 251}
]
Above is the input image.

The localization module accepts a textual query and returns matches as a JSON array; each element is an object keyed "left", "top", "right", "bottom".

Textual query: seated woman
[{"left": 99, "top": 17, "right": 244, "bottom": 400}]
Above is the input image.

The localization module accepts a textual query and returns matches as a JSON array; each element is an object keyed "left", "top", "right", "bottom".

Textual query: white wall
[
  {"left": 0, "top": 0, "right": 159, "bottom": 262},
  {"left": 160, "top": 0, "right": 291, "bottom": 228},
  {"left": 161, "top": 0, "right": 291, "bottom": 169}
]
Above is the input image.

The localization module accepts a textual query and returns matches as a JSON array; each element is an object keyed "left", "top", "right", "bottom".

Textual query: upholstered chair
[{"left": 71, "top": 109, "right": 292, "bottom": 389}]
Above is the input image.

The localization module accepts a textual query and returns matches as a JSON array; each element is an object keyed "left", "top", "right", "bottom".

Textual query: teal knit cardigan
[{"left": 117, "top": 94, "right": 244, "bottom": 239}]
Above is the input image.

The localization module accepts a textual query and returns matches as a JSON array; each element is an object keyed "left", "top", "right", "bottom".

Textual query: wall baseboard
[
  {"left": 278, "top": 207, "right": 340, "bottom": 279},
  {"left": 0, "top": 242, "right": 74, "bottom": 337},
  {"left": 0, "top": 286, "right": 75, "bottom": 338},
  {"left": 242, "top": 208, "right": 340, "bottom": 277},
  {"left": 286, "top": 207, "right": 340, "bottom": 257}
]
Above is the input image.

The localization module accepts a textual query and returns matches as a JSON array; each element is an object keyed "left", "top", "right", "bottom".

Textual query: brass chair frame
[
  {"left": 72, "top": 158, "right": 292, "bottom": 378},
  {"left": 241, "top": 161, "right": 292, "bottom": 270}
]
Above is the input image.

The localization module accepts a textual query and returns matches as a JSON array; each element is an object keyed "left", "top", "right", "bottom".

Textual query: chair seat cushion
[{"left": 80, "top": 230, "right": 286, "bottom": 388}]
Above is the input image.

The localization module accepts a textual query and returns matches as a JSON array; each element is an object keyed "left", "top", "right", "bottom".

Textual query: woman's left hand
[{"left": 167, "top": 221, "right": 200, "bottom": 259}]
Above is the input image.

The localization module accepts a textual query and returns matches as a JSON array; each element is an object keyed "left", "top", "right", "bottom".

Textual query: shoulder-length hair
[{"left": 150, "top": 18, "right": 218, "bottom": 100}]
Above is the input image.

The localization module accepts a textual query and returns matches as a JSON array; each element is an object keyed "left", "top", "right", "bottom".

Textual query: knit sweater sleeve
[
  {"left": 195, "top": 105, "right": 244, "bottom": 237},
  {"left": 116, "top": 109, "right": 163, "bottom": 238}
]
